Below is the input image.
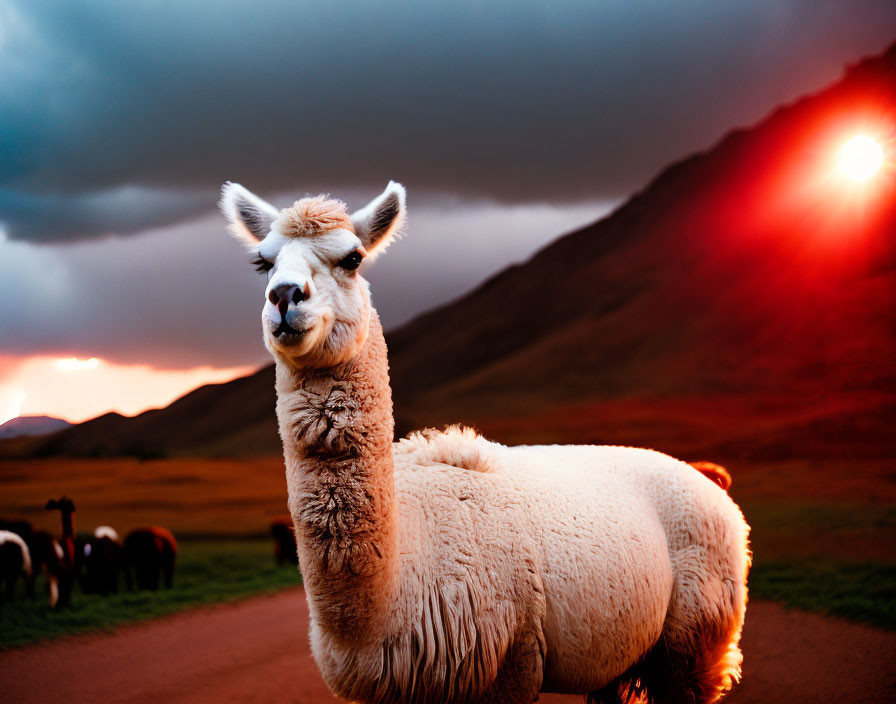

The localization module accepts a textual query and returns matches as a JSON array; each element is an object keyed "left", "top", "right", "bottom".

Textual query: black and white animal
[
  {"left": 78, "top": 526, "right": 123, "bottom": 595},
  {"left": 44, "top": 497, "right": 77, "bottom": 608},
  {"left": 0, "top": 530, "right": 33, "bottom": 603}
]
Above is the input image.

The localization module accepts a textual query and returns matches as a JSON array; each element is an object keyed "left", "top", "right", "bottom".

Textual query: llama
[
  {"left": 45, "top": 497, "right": 77, "bottom": 608},
  {"left": 270, "top": 516, "right": 299, "bottom": 566},
  {"left": 79, "top": 526, "right": 123, "bottom": 595},
  {"left": 220, "top": 181, "right": 750, "bottom": 704},
  {"left": 0, "top": 530, "right": 32, "bottom": 603},
  {"left": 123, "top": 527, "right": 177, "bottom": 591}
]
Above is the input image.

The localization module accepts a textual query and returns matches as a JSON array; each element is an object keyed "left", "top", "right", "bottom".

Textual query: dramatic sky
[{"left": 1, "top": 1, "right": 895, "bottom": 422}]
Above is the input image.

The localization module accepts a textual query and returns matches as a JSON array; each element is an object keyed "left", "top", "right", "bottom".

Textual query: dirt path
[{"left": 1, "top": 591, "right": 894, "bottom": 704}]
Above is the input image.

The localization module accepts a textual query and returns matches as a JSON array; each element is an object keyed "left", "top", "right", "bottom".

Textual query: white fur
[
  {"left": 94, "top": 525, "right": 119, "bottom": 541},
  {"left": 311, "top": 436, "right": 749, "bottom": 699},
  {"left": 0, "top": 529, "right": 32, "bottom": 577}
]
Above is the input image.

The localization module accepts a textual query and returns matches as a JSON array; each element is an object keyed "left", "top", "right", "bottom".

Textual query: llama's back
[{"left": 393, "top": 430, "right": 749, "bottom": 696}]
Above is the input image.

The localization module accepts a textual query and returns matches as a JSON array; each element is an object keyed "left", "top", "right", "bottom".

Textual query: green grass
[
  {"left": 3, "top": 503, "right": 894, "bottom": 649},
  {"left": 0, "top": 540, "right": 301, "bottom": 649},
  {"left": 748, "top": 559, "right": 896, "bottom": 630},
  {"left": 737, "top": 498, "right": 896, "bottom": 628}
]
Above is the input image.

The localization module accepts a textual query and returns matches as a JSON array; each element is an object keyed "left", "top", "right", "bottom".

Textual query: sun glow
[
  {"left": 0, "top": 388, "right": 26, "bottom": 425},
  {"left": 0, "top": 356, "right": 257, "bottom": 424},
  {"left": 55, "top": 356, "right": 101, "bottom": 372},
  {"left": 838, "top": 135, "right": 884, "bottom": 182}
]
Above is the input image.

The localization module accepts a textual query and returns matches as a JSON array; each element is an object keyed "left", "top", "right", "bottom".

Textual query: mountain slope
[
  {"left": 386, "top": 42, "right": 896, "bottom": 457},
  {"left": 0, "top": 416, "right": 71, "bottom": 440},
  {"left": 6, "top": 42, "right": 895, "bottom": 460}
]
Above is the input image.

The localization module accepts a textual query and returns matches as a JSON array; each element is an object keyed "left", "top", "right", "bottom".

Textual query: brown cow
[{"left": 123, "top": 527, "right": 177, "bottom": 590}]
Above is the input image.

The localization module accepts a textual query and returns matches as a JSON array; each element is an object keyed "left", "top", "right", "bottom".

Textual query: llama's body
[
  {"left": 79, "top": 526, "right": 123, "bottom": 595},
  {"left": 221, "top": 180, "right": 750, "bottom": 703},
  {"left": 288, "top": 376, "right": 747, "bottom": 703}
]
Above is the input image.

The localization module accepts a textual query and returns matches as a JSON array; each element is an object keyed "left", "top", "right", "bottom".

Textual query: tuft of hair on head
[{"left": 275, "top": 195, "right": 354, "bottom": 239}]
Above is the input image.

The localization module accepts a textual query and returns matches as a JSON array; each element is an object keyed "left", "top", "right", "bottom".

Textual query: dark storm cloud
[
  {"left": 2, "top": 0, "right": 895, "bottom": 242},
  {"left": 0, "top": 187, "right": 209, "bottom": 242}
]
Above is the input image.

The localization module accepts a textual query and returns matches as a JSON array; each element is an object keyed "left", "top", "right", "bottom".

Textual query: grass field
[
  {"left": 0, "top": 540, "right": 300, "bottom": 649},
  {"left": 1, "top": 455, "right": 894, "bottom": 645}
]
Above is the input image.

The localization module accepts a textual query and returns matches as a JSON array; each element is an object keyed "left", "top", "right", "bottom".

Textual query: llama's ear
[
  {"left": 219, "top": 182, "right": 279, "bottom": 245},
  {"left": 351, "top": 181, "right": 406, "bottom": 258}
]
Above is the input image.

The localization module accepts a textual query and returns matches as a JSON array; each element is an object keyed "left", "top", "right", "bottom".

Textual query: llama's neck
[
  {"left": 61, "top": 512, "right": 74, "bottom": 539},
  {"left": 59, "top": 511, "right": 75, "bottom": 567},
  {"left": 275, "top": 311, "right": 398, "bottom": 642}
]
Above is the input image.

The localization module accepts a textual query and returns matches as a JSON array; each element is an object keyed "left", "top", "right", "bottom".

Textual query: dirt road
[{"left": 2, "top": 590, "right": 894, "bottom": 703}]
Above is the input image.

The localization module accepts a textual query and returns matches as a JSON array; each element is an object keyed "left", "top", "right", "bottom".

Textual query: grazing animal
[
  {"left": 79, "top": 526, "right": 123, "bottom": 595},
  {"left": 270, "top": 517, "right": 299, "bottom": 566},
  {"left": 123, "top": 527, "right": 177, "bottom": 591},
  {"left": 0, "top": 530, "right": 32, "bottom": 603},
  {"left": 221, "top": 182, "right": 751, "bottom": 704},
  {"left": 45, "top": 497, "right": 77, "bottom": 608},
  {"left": 0, "top": 519, "right": 35, "bottom": 597}
]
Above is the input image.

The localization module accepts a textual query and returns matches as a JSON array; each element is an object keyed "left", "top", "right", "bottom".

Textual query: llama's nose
[{"left": 268, "top": 281, "right": 311, "bottom": 306}]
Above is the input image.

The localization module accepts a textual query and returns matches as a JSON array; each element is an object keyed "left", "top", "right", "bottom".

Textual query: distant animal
[
  {"left": 123, "top": 527, "right": 177, "bottom": 591},
  {"left": 269, "top": 517, "right": 299, "bottom": 566},
  {"left": 221, "top": 181, "right": 751, "bottom": 704},
  {"left": 78, "top": 526, "right": 123, "bottom": 595},
  {"left": 0, "top": 530, "right": 32, "bottom": 603},
  {"left": 28, "top": 530, "right": 66, "bottom": 607},
  {"left": 45, "top": 497, "right": 77, "bottom": 608},
  {"left": 0, "top": 519, "right": 35, "bottom": 597}
]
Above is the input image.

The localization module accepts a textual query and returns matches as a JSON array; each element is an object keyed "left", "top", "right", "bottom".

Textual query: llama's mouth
[{"left": 273, "top": 319, "right": 308, "bottom": 340}]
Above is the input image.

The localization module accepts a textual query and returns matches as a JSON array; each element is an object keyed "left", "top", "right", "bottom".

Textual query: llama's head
[
  {"left": 45, "top": 496, "right": 76, "bottom": 514},
  {"left": 220, "top": 181, "right": 405, "bottom": 368}
]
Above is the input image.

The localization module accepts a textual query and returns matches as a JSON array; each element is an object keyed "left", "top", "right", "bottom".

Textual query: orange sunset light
[{"left": 0, "top": 356, "right": 256, "bottom": 425}]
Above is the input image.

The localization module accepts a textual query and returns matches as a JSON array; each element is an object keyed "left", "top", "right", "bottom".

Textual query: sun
[
  {"left": 838, "top": 135, "right": 884, "bottom": 182},
  {"left": 55, "top": 357, "right": 100, "bottom": 372}
]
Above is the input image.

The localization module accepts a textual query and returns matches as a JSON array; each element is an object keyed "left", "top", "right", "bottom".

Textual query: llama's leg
[
  {"left": 58, "top": 572, "right": 73, "bottom": 608},
  {"left": 124, "top": 559, "right": 134, "bottom": 591},
  {"left": 479, "top": 630, "right": 544, "bottom": 704},
  {"left": 645, "top": 553, "right": 748, "bottom": 703},
  {"left": 163, "top": 549, "right": 175, "bottom": 589},
  {"left": 47, "top": 574, "right": 59, "bottom": 607}
]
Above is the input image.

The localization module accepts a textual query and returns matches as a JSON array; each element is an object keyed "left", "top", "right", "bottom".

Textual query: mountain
[
  {"left": 5, "top": 42, "right": 895, "bottom": 460},
  {"left": 0, "top": 415, "right": 71, "bottom": 441},
  {"left": 1, "top": 367, "right": 279, "bottom": 458}
]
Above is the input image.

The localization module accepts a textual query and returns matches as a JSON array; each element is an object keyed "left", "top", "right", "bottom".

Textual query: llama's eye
[
  {"left": 253, "top": 253, "right": 274, "bottom": 274},
  {"left": 337, "top": 250, "right": 363, "bottom": 271}
]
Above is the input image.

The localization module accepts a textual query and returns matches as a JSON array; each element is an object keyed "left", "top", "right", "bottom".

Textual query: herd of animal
[{"left": 0, "top": 496, "right": 178, "bottom": 608}]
